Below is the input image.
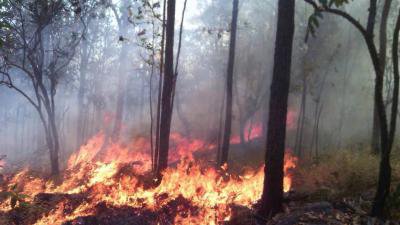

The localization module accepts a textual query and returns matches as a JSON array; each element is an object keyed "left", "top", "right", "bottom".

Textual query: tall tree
[
  {"left": 76, "top": 33, "right": 90, "bottom": 148},
  {"left": 258, "top": 0, "right": 295, "bottom": 217},
  {"left": 218, "top": 0, "right": 239, "bottom": 166},
  {"left": 304, "top": 0, "right": 400, "bottom": 218},
  {"left": 0, "top": 0, "right": 82, "bottom": 176},
  {"left": 155, "top": 0, "right": 176, "bottom": 177},
  {"left": 111, "top": 0, "right": 130, "bottom": 142}
]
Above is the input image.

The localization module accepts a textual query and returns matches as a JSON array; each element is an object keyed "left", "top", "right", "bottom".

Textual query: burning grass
[{"left": 0, "top": 132, "right": 297, "bottom": 225}]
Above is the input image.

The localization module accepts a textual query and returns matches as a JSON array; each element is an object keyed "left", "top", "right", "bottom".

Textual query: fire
[{"left": 0, "top": 131, "right": 297, "bottom": 225}]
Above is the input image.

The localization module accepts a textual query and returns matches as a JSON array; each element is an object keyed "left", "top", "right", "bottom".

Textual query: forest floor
[
  {"left": 228, "top": 141, "right": 400, "bottom": 225},
  {"left": 1, "top": 140, "right": 400, "bottom": 225}
]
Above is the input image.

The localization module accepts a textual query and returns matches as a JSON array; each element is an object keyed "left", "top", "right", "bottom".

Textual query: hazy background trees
[{"left": 0, "top": 0, "right": 398, "bottom": 184}]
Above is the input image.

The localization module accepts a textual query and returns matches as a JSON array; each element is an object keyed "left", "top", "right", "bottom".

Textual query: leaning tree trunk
[
  {"left": 219, "top": 0, "right": 239, "bottom": 166},
  {"left": 156, "top": 0, "right": 176, "bottom": 178},
  {"left": 258, "top": 0, "right": 295, "bottom": 218}
]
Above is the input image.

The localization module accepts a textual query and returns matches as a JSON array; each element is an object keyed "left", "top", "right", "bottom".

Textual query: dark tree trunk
[
  {"left": 371, "top": 108, "right": 381, "bottom": 153},
  {"left": 154, "top": 0, "right": 167, "bottom": 172},
  {"left": 219, "top": 0, "right": 239, "bottom": 166},
  {"left": 371, "top": 0, "right": 391, "bottom": 155},
  {"left": 258, "top": 0, "right": 295, "bottom": 218},
  {"left": 371, "top": 8, "right": 400, "bottom": 218},
  {"left": 49, "top": 112, "right": 60, "bottom": 176},
  {"left": 156, "top": 0, "right": 176, "bottom": 177}
]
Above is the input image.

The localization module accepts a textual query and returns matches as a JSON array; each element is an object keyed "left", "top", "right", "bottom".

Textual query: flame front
[{"left": 1, "top": 131, "right": 297, "bottom": 225}]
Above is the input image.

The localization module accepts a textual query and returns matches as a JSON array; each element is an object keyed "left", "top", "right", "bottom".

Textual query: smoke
[{"left": 0, "top": 0, "right": 393, "bottom": 170}]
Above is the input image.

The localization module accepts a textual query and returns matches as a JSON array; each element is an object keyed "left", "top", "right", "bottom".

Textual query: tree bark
[
  {"left": 76, "top": 38, "right": 89, "bottom": 148},
  {"left": 112, "top": 0, "right": 130, "bottom": 142},
  {"left": 156, "top": 0, "right": 176, "bottom": 177},
  {"left": 258, "top": 0, "right": 295, "bottom": 218},
  {"left": 219, "top": 0, "right": 239, "bottom": 166},
  {"left": 372, "top": 0, "right": 392, "bottom": 154},
  {"left": 371, "top": 8, "right": 400, "bottom": 218},
  {"left": 154, "top": 0, "right": 167, "bottom": 172}
]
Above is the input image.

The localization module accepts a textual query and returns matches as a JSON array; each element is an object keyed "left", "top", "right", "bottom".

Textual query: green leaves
[
  {"left": 306, "top": 0, "right": 352, "bottom": 41},
  {"left": 318, "top": 0, "right": 351, "bottom": 7},
  {"left": 306, "top": 11, "right": 323, "bottom": 41}
]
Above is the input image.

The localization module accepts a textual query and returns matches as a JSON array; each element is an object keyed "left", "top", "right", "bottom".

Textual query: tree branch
[{"left": 304, "top": 0, "right": 368, "bottom": 37}]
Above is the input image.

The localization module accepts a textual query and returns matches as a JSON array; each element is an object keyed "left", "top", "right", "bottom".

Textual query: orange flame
[{"left": 1, "top": 131, "right": 297, "bottom": 225}]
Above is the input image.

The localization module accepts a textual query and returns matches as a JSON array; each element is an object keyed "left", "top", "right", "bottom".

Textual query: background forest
[{"left": 0, "top": 0, "right": 399, "bottom": 224}]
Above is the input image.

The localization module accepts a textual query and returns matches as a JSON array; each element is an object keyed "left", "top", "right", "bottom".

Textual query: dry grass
[{"left": 295, "top": 149, "right": 400, "bottom": 201}]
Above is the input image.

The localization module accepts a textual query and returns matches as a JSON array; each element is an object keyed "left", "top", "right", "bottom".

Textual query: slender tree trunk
[
  {"left": 149, "top": 20, "right": 156, "bottom": 171},
  {"left": 49, "top": 112, "right": 60, "bottom": 176},
  {"left": 371, "top": 8, "right": 400, "bottom": 218},
  {"left": 77, "top": 39, "right": 89, "bottom": 148},
  {"left": 219, "top": 0, "right": 239, "bottom": 166},
  {"left": 217, "top": 82, "right": 225, "bottom": 162},
  {"left": 112, "top": 1, "right": 129, "bottom": 142},
  {"left": 156, "top": 0, "right": 176, "bottom": 177},
  {"left": 112, "top": 48, "right": 128, "bottom": 141},
  {"left": 258, "top": 0, "right": 295, "bottom": 218},
  {"left": 372, "top": 0, "right": 392, "bottom": 154},
  {"left": 154, "top": 0, "right": 167, "bottom": 172},
  {"left": 294, "top": 75, "right": 306, "bottom": 157}
]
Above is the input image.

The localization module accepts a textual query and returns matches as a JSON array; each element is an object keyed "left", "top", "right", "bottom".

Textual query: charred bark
[
  {"left": 258, "top": 0, "right": 295, "bottom": 218},
  {"left": 154, "top": 0, "right": 167, "bottom": 172},
  {"left": 371, "top": 8, "right": 400, "bottom": 218},
  {"left": 219, "top": 0, "right": 239, "bottom": 167},
  {"left": 156, "top": 0, "right": 176, "bottom": 177}
]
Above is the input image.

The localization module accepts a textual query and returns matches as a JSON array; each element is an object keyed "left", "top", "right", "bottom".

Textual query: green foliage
[
  {"left": 306, "top": 0, "right": 353, "bottom": 41},
  {"left": 0, "top": 0, "right": 11, "bottom": 47},
  {"left": 306, "top": 11, "right": 323, "bottom": 41},
  {"left": 0, "top": 184, "right": 30, "bottom": 209},
  {"left": 318, "top": 0, "right": 351, "bottom": 7}
]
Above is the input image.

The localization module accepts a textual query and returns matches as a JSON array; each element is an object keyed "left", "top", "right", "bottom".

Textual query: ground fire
[
  {"left": 2, "top": 0, "right": 400, "bottom": 224},
  {"left": 0, "top": 129, "right": 297, "bottom": 225}
]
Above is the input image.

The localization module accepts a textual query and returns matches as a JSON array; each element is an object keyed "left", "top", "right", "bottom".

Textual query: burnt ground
[{"left": 1, "top": 189, "right": 400, "bottom": 225}]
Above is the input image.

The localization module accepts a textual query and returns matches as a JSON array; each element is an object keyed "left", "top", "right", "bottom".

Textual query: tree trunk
[
  {"left": 219, "top": 0, "right": 239, "bottom": 166},
  {"left": 258, "top": 0, "right": 295, "bottom": 218},
  {"left": 49, "top": 112, "right": 60, "bottom": 176},
  {"left": 372, "top": 0, "right": 392, "bottom": 154},
  {"left": 77, "top": 38, "right": 89, "bottom": 148},
  {"left": 294, "top": 75, "right": 306, "bottom": 157},
  {"left": 154, "top": 0, "right": 167, "bottom": 172},
  {"left": 371, "top": 108, "right": 381, "bottom": 153},
  {"left": 156, "top": 0, "right": 176, "bottom": 178},
  {"left": 112, "top": 1, "right": 129, "bottom": 142},
  {"left": 371, "top": 7, "right": 400, "bottom": 218}
]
